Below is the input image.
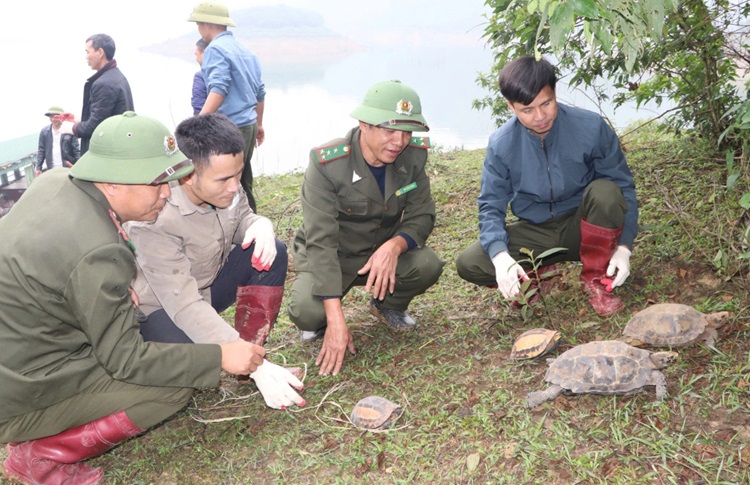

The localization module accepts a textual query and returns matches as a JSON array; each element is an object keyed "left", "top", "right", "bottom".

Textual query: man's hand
[
  {"left": 357, "top": 237, "right": 405, "bottom": 300},
  {"left": 256, "top": 125, "right": 265, "bottom": 146},
  {"left": 219, "top": 340, "right": 266, "bottom": 375},
  {"left": 606, "top": 245, "right": 632, "bottom": 289},
  {"left": 128, "top": 287, "right": 140, "bottom": 306},
  {"left": 491, "top": 251, "right": 529, "bottom": 299},
  {"left": 250, "top": 360, "right": 306, "bottom": 409},
  {"left": 242, "top": 217, "right": 276, "bottom": 271},
  {"left": 316, "top": 300, "right": 356, "bottom": 376},
  {"left": 59, "top": 121, "right": 75, "bottom": 135}
]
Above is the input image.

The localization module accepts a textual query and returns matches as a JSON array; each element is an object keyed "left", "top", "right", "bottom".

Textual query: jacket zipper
[{"left": 540, "top": 138, "right": 554, "bottom": 219}]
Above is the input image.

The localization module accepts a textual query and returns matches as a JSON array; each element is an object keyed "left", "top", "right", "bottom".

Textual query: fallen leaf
[
  {"left": 679, "top": 268, "right": 688, "bottom": 279},
  {"left": 741, "top": 445, "right": 750, "bottom": 466},
  {"left": 323, "top": 437, "right": 338, "bottom": 451},
  {"left": 602, "top": 457, "right": 619, "bottom": 476},
  {"left": 721, "top": 295, "right": 733, "bottom": 302},
  {"left": 739, "top": 379, "right": 749, "bottom": 389},
  {"left": 377, "top": 452, "right": 386, "bottom": 470},
  {"left": 466, "top": 453, "right": 480, "bottom": 474},
  {"left": 697, "top": 276, "right": 722, "bottom": 289},
  {"left": 468, "top": 389, "right": 480, "bottom": 406},
  {"left": 715, "top": 428, "right": 737, "bottom": 442},
  {"left": 503, "top": 442, "right": 517, "bottom": 459}
]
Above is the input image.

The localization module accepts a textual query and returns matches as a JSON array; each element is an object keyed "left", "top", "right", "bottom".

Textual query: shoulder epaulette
[
  {"left": 409, "top": 136, "right": 430, "bottom": 149},
  {"left": 311, "top": 142, "right": 350, "bottom": 164}
]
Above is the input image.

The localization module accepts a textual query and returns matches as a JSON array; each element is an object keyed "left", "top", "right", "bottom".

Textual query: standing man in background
[
  {"left": 188, "top": 2, "right": 266, "bottom": 212},
  {"left": 61, "top": 34, "right": 134, "bottom": 154},
  {"left": 36, "top": 106, "right": 80, "bottom": 175},
  {"left": 191, "top": 38, "right": 209, "bottom": 115}
]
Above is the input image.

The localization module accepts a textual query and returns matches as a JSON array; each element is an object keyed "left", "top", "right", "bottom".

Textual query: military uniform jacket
[
  {"left": 0, "top": 170, "right": 221, "bottom": 422},
  {"left": 292, "top": 127, "right": 435, "bottom": 297},
  {"left": 126, "top": 185, "right": 262, "bottom": 344}
]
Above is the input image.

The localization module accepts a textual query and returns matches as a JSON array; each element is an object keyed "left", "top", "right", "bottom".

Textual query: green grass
[{"left": 7, "top": 125, "right": 749, "bottom": 484}]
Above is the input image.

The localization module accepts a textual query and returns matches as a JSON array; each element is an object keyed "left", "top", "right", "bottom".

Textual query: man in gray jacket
[
  {"left": 127, "top": 113, "right": 289, "bottom": 350},
  {"left": 456, "top": 56, "right": 638, "bottom": 316}
]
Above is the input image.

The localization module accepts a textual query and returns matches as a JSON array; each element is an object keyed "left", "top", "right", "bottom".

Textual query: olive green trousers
[
  {"left": 239, "top": 123, "right": 258, "bottom": 213},
  {"left": 287, "top": 247, "right": 444, "bottom": 331},
  {"left": 0, "top": 373, "right": 193, "bottom": 443},
  {"left": 456, "top": 180, "right": 627, "bottom": 287}
]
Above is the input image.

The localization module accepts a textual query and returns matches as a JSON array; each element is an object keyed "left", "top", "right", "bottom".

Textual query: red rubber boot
[
  {"left": 4, "top": 410, "right": 142, "bottom": 485},
  {"left": 580, "top": 218, "right": 625, "bottom": 316},
  {"left": 234, "top": 285, "right": 284, "bottom": 345}
]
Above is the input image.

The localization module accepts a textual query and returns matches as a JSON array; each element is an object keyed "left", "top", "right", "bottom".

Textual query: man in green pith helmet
[
  {"left": 0, "top": 112, "right": 268, "bottom": 485},
  {"left": 288, "top": 80, "right": 445, "bottom": 377}
]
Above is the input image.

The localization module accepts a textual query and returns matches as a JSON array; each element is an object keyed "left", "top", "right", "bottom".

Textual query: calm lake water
[{"left": 1, "top": 0, "right": 671, "bottom": 176}]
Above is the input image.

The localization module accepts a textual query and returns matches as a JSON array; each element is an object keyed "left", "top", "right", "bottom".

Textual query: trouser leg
[
  {"left": 287, "top": 247, "right": 444, "bottom": 330},
  {"left": 212, "top": 241, "right": 287, "bottom": 345},
  {"left": 140, "top": 309, "right": 193, "bottom": 343},
  {"left": 0, "top": 374, "right": 193, "bottom": 444},
  {"left": 239, "top": 123, "right": 258, "bottom": 213},
  {"left": 1, "top": 375, "right": 192, "bottom": 485},
  {"left": 455, "top": 179, "right": 627, "bottom": 286},
  {"left": 374, "top": 247, "right": 444, "bottom": 311}
]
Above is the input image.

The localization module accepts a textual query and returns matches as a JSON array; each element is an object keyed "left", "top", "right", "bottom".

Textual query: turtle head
[
  {"left": 650, "top": 351, "right": 678, "bottom": 368},
  {"left": 706, "top": 311, "right": 730, "bottom": 328}
]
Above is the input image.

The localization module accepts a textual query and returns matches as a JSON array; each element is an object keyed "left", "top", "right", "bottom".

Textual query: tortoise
[
  {"left": 525, "top": 340, "right": 677, "bottom": 408},
  {"left": 510, "top": 328, "right": 561, "bottom": 360},
  {"left": 350, "top": 396, "right": 403, "bottom": 430},
  {"left": 621, "top": 303, "right": 729, "bottom": 348}
]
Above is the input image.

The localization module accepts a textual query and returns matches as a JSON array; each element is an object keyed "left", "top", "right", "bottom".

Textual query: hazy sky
[
  {"left": 0, "top": 0, "right": 491, "bottom": 168},
  {"left": 0, "top": 1, "right": 491, "bottom": 144}
]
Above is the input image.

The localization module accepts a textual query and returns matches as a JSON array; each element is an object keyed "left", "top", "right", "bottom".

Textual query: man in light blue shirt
[{"left": 188, "top": 2, "right": 266, "bottom": 212}]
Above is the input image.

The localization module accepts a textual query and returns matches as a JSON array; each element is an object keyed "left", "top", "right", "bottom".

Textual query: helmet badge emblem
[
  {"left": 395, "top": 100, "right": 413, "bottom": 116},
  {"left": 164, "top": 135, "right": 178, "bottom": 157}
]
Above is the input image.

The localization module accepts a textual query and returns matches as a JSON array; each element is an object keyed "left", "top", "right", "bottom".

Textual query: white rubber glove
[
  {"left": 250, "top": 360, "right": 306, "bottom": 410},
  {"left": 606, "top": 245, "right": 632, "bottom": 288},
  {"left": 491, "top": 251, "right": 529, "bottom": 299},
  {"left": 241, "top": 217, "right": 276, "bottom": 271},
  {"left": 59, "top": 121, "right": 75, "bottom": 135}
]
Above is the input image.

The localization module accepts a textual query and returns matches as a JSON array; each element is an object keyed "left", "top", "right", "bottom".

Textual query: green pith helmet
[
  {"left": 187, "top": 2, "right": 236, "bottom": 27},
  {"left": 351, "top": 80, "right": 429, "bottom": 132},
  {"left": 45, "top": 106, "right": 64, "bottom": 116},
  {"left": 70, "top": 112, "right": 194, "bottom": 185}
]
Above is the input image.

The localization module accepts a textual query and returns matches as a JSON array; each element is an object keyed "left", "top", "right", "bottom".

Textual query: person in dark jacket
[
  {"left": 36, "top": 106, "right": 80, "bottom": 174},
  {"left": 61, "top": 33, "right": 134, "bottom": 154},
  {"left": 191, "top": 38, "right": 209, "bottom": 115},
  {"left": 456, "top": 56, "right": 638, "bottom": 316}
]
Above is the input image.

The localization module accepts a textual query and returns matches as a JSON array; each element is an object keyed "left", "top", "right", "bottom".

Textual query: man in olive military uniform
[
  {"left": 0, "top": 112, "right": 273, "bottom": 485},
  {"left": 288, "top": 80, "right": 444, "bottom": 376}
]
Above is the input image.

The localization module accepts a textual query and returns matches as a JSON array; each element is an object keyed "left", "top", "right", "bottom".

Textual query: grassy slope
[{"left": 10, "top": 127, "right": 749, "bottom": 484}]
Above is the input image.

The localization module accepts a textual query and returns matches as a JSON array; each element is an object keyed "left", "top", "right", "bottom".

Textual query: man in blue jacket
[
  {"left": 456, "top": 56, "right": 638, "bottom": 316},
  {"left": 188, "top": 2, "right": 265, "bottom": 212}
]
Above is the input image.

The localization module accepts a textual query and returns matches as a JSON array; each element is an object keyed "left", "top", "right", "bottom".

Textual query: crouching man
[{"left": 0, "top": 112, "right": 299, "bottom": 485}]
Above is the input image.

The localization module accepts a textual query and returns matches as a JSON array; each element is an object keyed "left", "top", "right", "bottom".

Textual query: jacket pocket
[{"left": 335, "top": 196, "right": 368, "bottom": 218}]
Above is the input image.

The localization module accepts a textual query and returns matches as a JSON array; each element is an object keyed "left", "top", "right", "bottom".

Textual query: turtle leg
[
  {"left": 526, "top": 385, "right": 563, "bottom": 408},
  {"left": 653, "top": 371, "right": 668, "bottom": 401},
  {"left": 701, "top": 327, "right": 718, "bottom": 347}
]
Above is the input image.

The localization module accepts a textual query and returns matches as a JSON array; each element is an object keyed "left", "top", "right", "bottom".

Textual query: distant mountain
[{"left": 142, "top": 4, "right": 364, "bottom": 66}]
